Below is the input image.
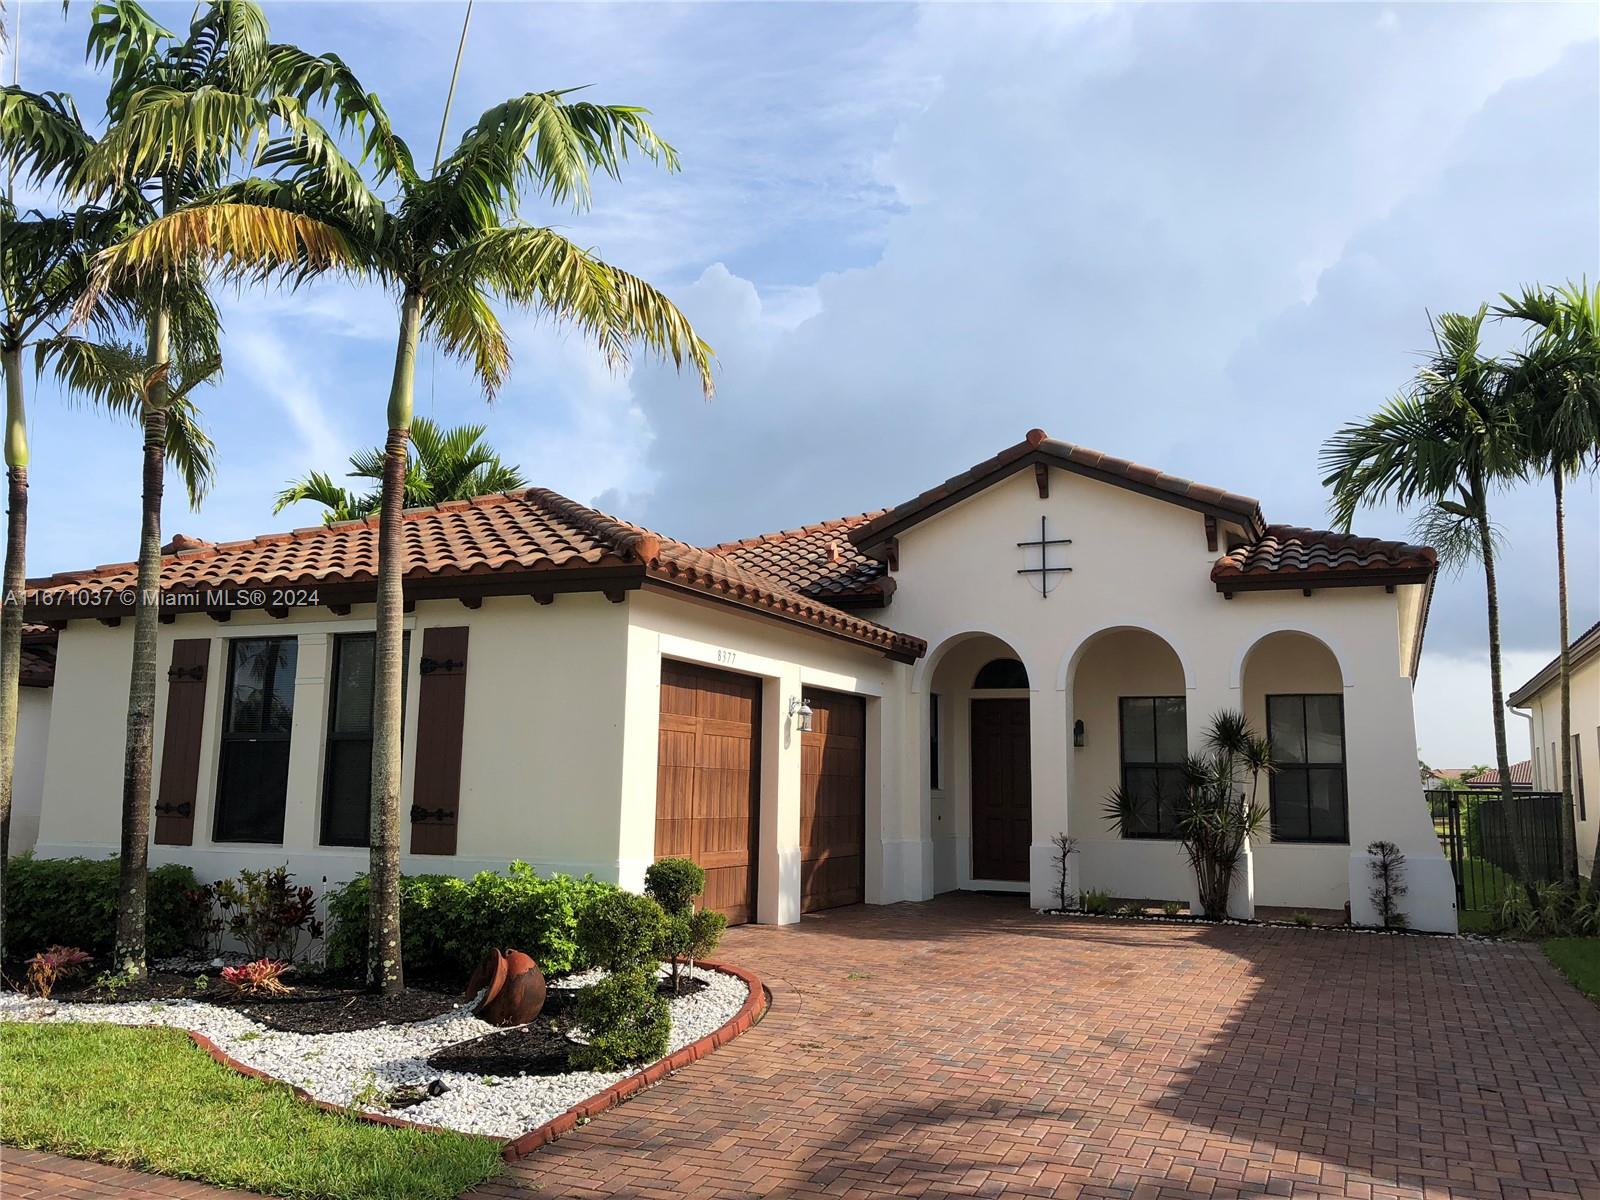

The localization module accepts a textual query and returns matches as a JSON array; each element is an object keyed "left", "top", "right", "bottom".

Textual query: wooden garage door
[
  {"left": 800, "top": 690, "right": 866, "bottom": 913},
  {"left": 655, "top": 661, "right": 761, "bottom": 925}
]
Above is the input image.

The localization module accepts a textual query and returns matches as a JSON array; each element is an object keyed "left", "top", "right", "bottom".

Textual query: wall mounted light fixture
[
  {"left": 1073, "top": 718, "right": 1085, "bottom": 748},
  {"left": 789, "top": 696, "right": 814, "bottom": 733}
]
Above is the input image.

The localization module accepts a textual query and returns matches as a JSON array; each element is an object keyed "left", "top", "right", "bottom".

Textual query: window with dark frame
[
  {"left": 929, "top": 693, "right": 941, "bottom": 791},
  {"left": 1574, "top": 733, "right": 1587, "bottom": 822},
  {"left": 1267, "top": 693, "right": 1348, "bottom": 843},
  {"left": 973, "top": 658, "right": 1029, "bottom": 689},
  {"left": 1118, "top": 696, "right": 1187, "bottom": 839},
  {"left": 320, "top": 632, "right": 408, "bottom": 847},
  {"left": 214, "top": 637, "right": 299, "bottom": 844}
]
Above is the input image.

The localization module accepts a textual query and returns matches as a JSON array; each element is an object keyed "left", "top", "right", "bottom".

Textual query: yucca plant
[
  {"left": 92, "top": 57, "right": 715, "bottom": 995},
  {"left": 1104, "top": 710, "right": 1271, "bottom": 920},
  {"left": 274, "top": 416, "right": 527, "bottom": 524},
  {"left": 1494, "top": 281, "right": 1600, "bottom": 884}
]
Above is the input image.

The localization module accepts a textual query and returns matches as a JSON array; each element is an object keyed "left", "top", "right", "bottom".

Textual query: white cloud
[{"left": 1414, "top": 649, "right": 1551, "bottom": 769}]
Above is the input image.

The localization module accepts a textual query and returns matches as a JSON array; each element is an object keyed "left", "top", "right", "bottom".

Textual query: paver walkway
[{"left": 5, "top": 895, "right": 1600, "bottom": 1199}]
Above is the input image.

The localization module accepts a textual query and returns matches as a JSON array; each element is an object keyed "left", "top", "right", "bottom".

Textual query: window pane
[
  {"left": 332, "top": 636, "right": 377, "bottom": 735},
  {"left": 1307, "top": 767, "right": 1347, "bottom": 840},
  {"left": 973, "top": 658, "right": 1028, "bottom": 689},
  {"left": 1122, "top": 698, "right": 1155, "bottom": 763},
  {"left": 226, "top": 638, "right": 297, "bottom": 734},
  {"left": 1305, "top": 695, "right": 1343, "bottom": 764},
  {"left": 214, "top": 741, "right": 290, "bottom": 843},
  {"left": 1156, "top": 766, "right": 1188, "bottom": 834},
  {"left": 1271, "top": 768, "right": 1310, "bottom": 840},
  {"left": 1154, "top": 697, "right": 1187, "bottom": 762},
  {"left": 1123, "top": 766, "right": 1160, "bottom": 835},
  {"left": 1268, "top": 695, "right": 1306, "bottom": 763},
  {"left": 321, "top": 739, "right": 371, "bottom": 846}
]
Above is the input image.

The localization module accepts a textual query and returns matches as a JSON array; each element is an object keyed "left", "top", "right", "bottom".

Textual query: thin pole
[
  {"left": 5, "top": 0, "right": 19, "bottom": 203},
  {"left": 433, "top": 0, "right": 474, "bottom": 173}
]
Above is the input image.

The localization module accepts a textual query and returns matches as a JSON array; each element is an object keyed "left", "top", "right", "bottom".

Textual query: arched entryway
[{"left": 925, "top": 633, "right": 1032, "bottom": 889}]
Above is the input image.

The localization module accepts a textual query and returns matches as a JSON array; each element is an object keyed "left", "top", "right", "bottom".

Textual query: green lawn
[
  {"left": 1544, "top": 939, "right": 1600, "bottom": 1005},
  {"left": 1451, "top": 855, "right": 1521, "bottom": 933},
  {"left": 0, "top": 1024, "right": 503, "bottom": 1200}
]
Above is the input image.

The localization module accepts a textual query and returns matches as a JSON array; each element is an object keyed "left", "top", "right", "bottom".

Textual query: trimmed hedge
[
  {"left": 570, "top": 967, "right": 670, "bottom": 1070},
  {"left": 324, "top": 863, "right": 616, "bottom": 981},
  {"left": 4, "top": 854, "right": 202, "bottom": 968}
]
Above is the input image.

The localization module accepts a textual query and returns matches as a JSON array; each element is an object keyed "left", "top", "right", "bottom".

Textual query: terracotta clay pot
[{"left": 464, "top": 948, "right": 546, "bottom": 1026}]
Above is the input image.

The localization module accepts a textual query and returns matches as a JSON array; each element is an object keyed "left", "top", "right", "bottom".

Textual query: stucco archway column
[
  {"left": 1027, "top": 681, "right": 1071, "bottom": 909},
  {"left": 1185, "top": 671, "right": 1254, "bottom": 920}
]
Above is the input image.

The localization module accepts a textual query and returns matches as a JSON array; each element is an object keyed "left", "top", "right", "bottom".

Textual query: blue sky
[{"left": 7, "top": 1, "right": 1598, "bottom": 766}]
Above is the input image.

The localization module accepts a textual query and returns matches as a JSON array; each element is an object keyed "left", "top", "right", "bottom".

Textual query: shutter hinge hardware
[
  {"left": 154, "top": 801, "right": 193, "bottom": 818},
  {"left": 410, "top": 805, "right": 456, "bottom": 824},
  {"left": 167, "top": 665, "right": 205, "bottom": 682},
  {"left": 419, "top": 656, "right": 465, "bottom": 675}
]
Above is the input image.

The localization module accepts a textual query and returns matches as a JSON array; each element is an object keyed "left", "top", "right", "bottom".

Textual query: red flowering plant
[
  {"left": 25, "top": 946, "right": 93, "bottom": 999},
  {"left": 213, "top": 866, "right": 325, "bottom": 963},
  {"left": 219, "top": 958, "right": 293, "bottom": 998}
]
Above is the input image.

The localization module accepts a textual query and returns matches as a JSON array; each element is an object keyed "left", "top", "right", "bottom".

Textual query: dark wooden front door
[
  {"left": 655, "top": 661, "right": 761, "bottom": 925},
  {"left": 800, "top": 690, "right": 866, "bottom": 913},
  {"left": 970, "top": 698, "right": 1031, "bottom": 882}
]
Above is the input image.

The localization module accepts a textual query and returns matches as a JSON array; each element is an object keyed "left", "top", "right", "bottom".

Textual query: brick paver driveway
[
  {"left": 485, "top": 895, "right": 1600, "bottom": 1200},
  {"left": 5, "top": 895, "right": 1599, "bottom": 1199}
]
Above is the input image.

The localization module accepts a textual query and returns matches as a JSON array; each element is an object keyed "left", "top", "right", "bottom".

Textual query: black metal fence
[{"left": 1427, "top": 788, "right": 1567, "bottom": 917}]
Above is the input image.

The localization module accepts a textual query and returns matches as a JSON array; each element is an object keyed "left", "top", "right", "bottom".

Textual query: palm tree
[
  {"left": 1321, "top": 308, "right": 1533, "bottom": 884},
  {"left": 65, "top": 0, "right": 357, "bottom": 977},
  {"left": 1496, "top": 281, "right": 1600, "bottom": 883},
  {"left": 96, "top": 75, "right": 715, "bottom": 995},
  {"left": 274, "top": 416, "right": 528, "bottom": 524}
]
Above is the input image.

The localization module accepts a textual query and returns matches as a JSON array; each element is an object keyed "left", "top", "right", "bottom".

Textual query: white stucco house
[
  {"left": 23, "top": 430, "right": 1456, "bottom": 930},
  {"left": 1511, "top": 618, "right": 1600, "bottom": 879}
]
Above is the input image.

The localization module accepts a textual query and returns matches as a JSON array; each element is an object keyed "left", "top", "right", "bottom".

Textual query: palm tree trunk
[
  {"left": 1554, "top": 471, "right": 1577, "bottom": 886},
  {"left": 367, "top": 288, "right": 421, "bottom": 996},
  {"left": 1473, "top": 489, "right": 1535, "bottom": 893},
  {"left": 114, "top": 309, "right": 170, "bottom": 979},
  {"left": 0, "top": 344, "right": 28, "bottom": 957}
]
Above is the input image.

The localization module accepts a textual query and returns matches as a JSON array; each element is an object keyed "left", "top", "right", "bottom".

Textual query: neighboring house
[
  {"left": 1459, "top": 762, "right": 1533, "bottom": 793},
  {"left": 1426, "top": 767, "right": 1478, "bottom": 787},
  {"left": 1510, "top": 619, "right": 1600, "bottom": 877},
  {"left": 7, "top": 626, "right": 57, "bottom": 857},
  {"left": 24, "top": 430, "right": 1456, "bottom": 930}
]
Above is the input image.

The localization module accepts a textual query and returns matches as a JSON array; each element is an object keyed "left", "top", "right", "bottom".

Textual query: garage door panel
[
  {"left": 800, "top": 690, "right": 865, "bottom": 913},
  {"left": 655, "top": 662, "right": 760, "bottom": 926}
]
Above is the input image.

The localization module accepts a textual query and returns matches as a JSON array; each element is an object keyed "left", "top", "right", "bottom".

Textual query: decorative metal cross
[{"left": 1017, "top": 514, "right": 1072, "bottom": 598}]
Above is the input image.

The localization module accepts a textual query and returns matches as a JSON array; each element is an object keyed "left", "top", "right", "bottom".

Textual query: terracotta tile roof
[
  {"left": 1509, "top": 618, "right": 1600, "bottom": 707},
  {"left": 24, "top": 491, "right": 925, "bottom": 662},
  {"left": 1463, "top": 761, "right": 1533, "bottom": 789},
  {"left": 850, "top": 428, "right": 1268, "bottom": 555},
  {"left": 1211, "top": 525, "right": 1437, "bottom": 590},
  {"left": 19, "top": 625, "right": 55, "bottom": 688},
  {"left": 708, "top": 512, "right": 891, "bottom": 605}
]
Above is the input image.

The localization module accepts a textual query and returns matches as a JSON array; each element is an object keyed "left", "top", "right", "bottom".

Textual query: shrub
[
  {"left": 1082, "top": 889, "right": 1112, "bottom": 915},
  {"left": 219, "top": 958, "right": 293, "bottom": 998},
  {"left": 4, "top": 855, "right": 201, "bottom": 967},
  {"left": 569, "top": 968, "right": 670, "bottom": 1071},
  {"left": 1161, "top": 901, "right": 1185, "bottom": 917},
  {"left": 657, "top": 909, "right": 727, "bottom": 995},
  {"left": 25, "top": 946, "right": 92, "bottom": 999},
  {"left": 1292, "top": 911, "right": 1315, "bottom": 928},
  {"left": 210, "top": 867, "right": 323, "bottom": 964},
  {"left": 644, "top": 859, "right": 704, "bottom": 917},
  {"left": 1049, "top": 833, "right": 1078, "bottom": 912},
  {"left": 575, "top": 890, "right": 664, "bottom": 974},
  {"left": 1366, "top": 841, "right": 1409, "bottom": 929},
  {"left": 323, "top": 864, "right": 615, "bottom": 982}
]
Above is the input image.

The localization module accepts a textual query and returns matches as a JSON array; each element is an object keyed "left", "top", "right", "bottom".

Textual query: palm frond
[
  {"left": 0, "top": 87, "right": 94, "bottom": 188},
  {"left": 420, "top": 275, "right": 511, "bottom": 398},
  {"left": 274, "top": 470, "right": 372, "bottom": 523},
  {"left": 40, "top": 336, "right": 147, "bottom": 418},
  {"left": 163, "top": 392, "right": 217, "bottom": 507}
]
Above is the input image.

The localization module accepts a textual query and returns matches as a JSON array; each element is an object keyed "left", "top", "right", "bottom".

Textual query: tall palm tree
[
  {"left": 274, "top": 415, "right": 528, "bottom": 524},
  {"left": 1496, "top": 281, "right": 1600, "bottom": 882},
  {"left": 1322, "top": 308, "right": 1534, "bottom": 883},
  {"left": 65, "top": 0, "right": 357, "bottom": 976},
  {"left": 96, "top": 76, "right": 715, "bottom": 995}
]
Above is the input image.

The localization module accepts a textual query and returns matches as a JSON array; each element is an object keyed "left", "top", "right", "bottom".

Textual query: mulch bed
[
  {"left": 56, "top": 971, "right": 466, "bottom": 1035},
  {"left": 427, "top": 976, "right": 710, "bottom": 1078}
]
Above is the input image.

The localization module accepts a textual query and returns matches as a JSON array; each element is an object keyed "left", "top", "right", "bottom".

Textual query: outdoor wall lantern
[
  {"left": 1073, "top": 719, "right": 1085, "bottom": 748},
  {"left": 789, "top": 696, "right": 815, "bottom": 733}
]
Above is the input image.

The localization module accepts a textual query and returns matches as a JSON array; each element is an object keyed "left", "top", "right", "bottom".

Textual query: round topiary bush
[
  {"left": 644, "top": 858, "right": 705, "bottom": 916},
  {"left": 574, "top": 889, "right": 664, "bottom": 974},
  {"left": 570, "top": 967, "right": 670, "bottom": 1070}
]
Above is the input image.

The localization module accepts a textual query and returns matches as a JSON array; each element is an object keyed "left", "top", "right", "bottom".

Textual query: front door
[{"left": 970, "top": 698, "right": 1031, "bottom": 881}]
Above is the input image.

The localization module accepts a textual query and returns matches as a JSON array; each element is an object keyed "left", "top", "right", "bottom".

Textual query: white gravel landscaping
[{"left": 0, "top": 964, "right": 750, "bottom": 1140}]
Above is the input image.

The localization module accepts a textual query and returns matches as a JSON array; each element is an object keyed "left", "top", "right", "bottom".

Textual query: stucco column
[
  {"left": 1185, "top": 673, "right": 1253, "bottom": 919},
  {"left": 280, "top": 632, "right": 329, "bottom": 852},
  {"left": 1027, "top": 680, "right": 1071, "bottom": 909},
  {"left": 757, "top": 670, "right": 803, "bottom": 925}
]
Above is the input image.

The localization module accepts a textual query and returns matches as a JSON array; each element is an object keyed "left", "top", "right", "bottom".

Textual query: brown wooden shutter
[
  {"left": 154, "top": 638, "right": 210, "bottom": 846},
  {"left": 410, "top": 626, "right": 469, "bottom": 855}
]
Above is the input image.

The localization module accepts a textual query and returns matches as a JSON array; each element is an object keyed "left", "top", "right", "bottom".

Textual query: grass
[
  {"left": 0, "top": 1023, "right": 504, "bottom": 1200},
  {"left": 1451, "top": 855, "right": 1522, "bottom": 933},
  {"left": 1543, "top": 939, "right": 1600, "bottom": 1005}
]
